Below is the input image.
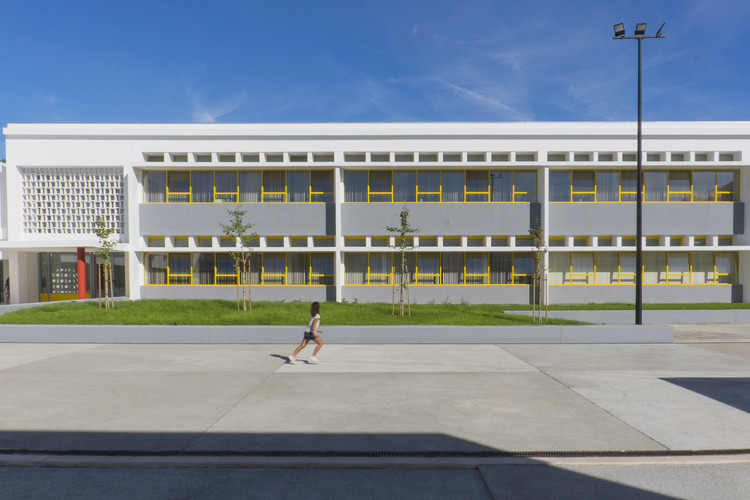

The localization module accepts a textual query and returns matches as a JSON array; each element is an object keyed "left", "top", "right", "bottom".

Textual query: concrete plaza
[{"left": 0, "top": 323, "right": 748, "bottom": 498}]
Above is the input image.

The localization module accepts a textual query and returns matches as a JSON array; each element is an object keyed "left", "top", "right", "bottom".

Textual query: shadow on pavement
[
  {"left": 0, "top": 430, "right": 676, "bottom": 499},
  {"left": 662, "top": 377, "right": 750, "bottom": 414}
]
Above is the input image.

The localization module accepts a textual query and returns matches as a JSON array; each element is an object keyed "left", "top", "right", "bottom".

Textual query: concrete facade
[{"left": 1, "top": 122, "right": 749, "bottom": 305}]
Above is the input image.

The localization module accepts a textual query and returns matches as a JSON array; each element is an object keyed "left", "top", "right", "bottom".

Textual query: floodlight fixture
[
  {"left": 635, "top": 23, "right": 647, "bottom": 35},
  {"left": 613, "top": 23, "right": 625, "bottom": 38}
]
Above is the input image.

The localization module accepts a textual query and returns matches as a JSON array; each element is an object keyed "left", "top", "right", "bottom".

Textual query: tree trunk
[{"left": 97, "top": 263, "right": 102, "bottom": 309}]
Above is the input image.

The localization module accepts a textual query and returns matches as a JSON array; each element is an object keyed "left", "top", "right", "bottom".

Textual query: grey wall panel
[
  {"left": 341, "top": 285, "right": 530, "bottom": 304},
  {"left": 341, "top": 203, "right": 535, "bottom": 236},
  {"left": 549, "top": 203, "right": 740, "bottom": 236},
  {"left": 139, "top": 203, "right": 330, "bottom": 236},
  {"left": 140, "top": 285, "right": 331, "bottom": 302},
  {"left": 549, "top": 285, "right": 733, "bottom": 304}
]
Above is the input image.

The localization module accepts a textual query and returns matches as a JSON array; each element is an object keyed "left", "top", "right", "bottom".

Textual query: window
[
  {"left": 491, "top": 236, "right": 508, "bottom": 247},
  {"left": 620, "top": 170, "right": 637, "bottom": 202},
  {"left": 263, "top": 171, "right": 286, "bottom": 202},
  {"left": 465, "top": 253, "right": 488, "bottom": 284},
  {"left": 717, "top": 171, "right": 739, "bottom": 201},
  {"left": 622, "top": 237, "right": 636, "bottom": 247},
  {"left": 571, "top": 253, "right": 594, "bottom": 284},
  {"left": 266, "top": 237, "right": 284, "bottom": 248},
  {"left": 671, "top": 153, "right": 685, "bottom": 162},
  {"left": 371, "top": 237, "right": 389, "bottom": 247},
  {"left": 574, "top": 153, "right": 591, "bottom": 162},
  {"left": 371, "top": 153, "right": 390, "bottom": 162},
  {"left": 146, "top": 254, "right": 167, "bottom": 284},
  {"left": 242, "top": 154, "right": 260, "bottom": 162},
  {"left": 345, "top": 237, "right": 366, "bottom": 247},
  {"left": 623, "top": 153, "right": 637, "bottom": 162},
  {"left": 716, "top": 252, "right": 738, "bottom": 283},
  {"left": 547, "top": 153, "right": 566, "bottom": 162},
  {"left": 313, "top": 153, "right": 334, "bottom": 162},
  {"left": 465, "top": 171, "right": 489, "bottom": 202},
  {"left": 512, "top": 254, "right": 534, "bottom": 284},
  {"left": 311, "top": 254, "right": 334, "bottom": 285},
  {"left": 287, "top": 171, "right": 310, "bottom": 202},
  {"left": 646, "top": 237, "right": 660, "bottom": 247},
  {"left": 467, "top": 153, "right": 485, "bottom": 162},
  {"left": 417, "top": 171, "right": 441, "bottom": 202},
  {"left": 146, "top": 154, "right": 164, "bottom": 163},
  {"left": 345, "top": 171, "right": 367, "bottom": 202},
  {"left": 173, "top": 236, "right": 188, "bottom": 248},
  {"left": 491, "top": 153, "right": 509, "bottom": 162},
  {"left": 571, "top": 171, "right": 595, "bottom": 202},
  {"left": 597, "top": 171, "right": 619, "bottom": 201},
  {"left": 573, "top": 237, "right": 588, "bottom": 247},
  {"left": 668, "top": 171, "right": 691, "bottom": 201},
  {"left": 443, "top": 237, "right": 461, "bottom": 247},
  {"left": 219, "top": 154, "right": 236, "bottom": 163},
  {"left": 490, "top": 171, "right": 513, "bottom": 202},
  {"left": 515, "top": 153, "right": 535, "bottom": 162},
  {"left": 311, "top": 171, "right": 334, "bottom": 202},
  {"left": 262, "top": 254, "right": 286, "bottom": 284},
  {"left": 395, "top": 153, "right": 414, "bottom": 162},
  {"left": 515, "top": 236, "right": 533, "bottom": 247},
  {"left": 695, "top": 153, "right": 710, "bottom": 162},
  {"left": 646, "top": 153, "right": 663, "bottom": 162},
  {"left": 513, "top": 171, "right": 537, "bottom": 201},
  {"left": 393, "top": 171, "right": 416, "bottom": 202},
  {"left": 718, "top": 236, "right": 733, "bottom": 246},
  {"left": 719, "top": 153, "right": 735, "bottom": 162},
  {"left": 667, "top": 253, "right": 690, "bottom": 284},
  {"left": 419, "top": 236, "right": 437, "bottom": 247},
  {"left": 419, "top": 153, "right": 438, "bottom": 162},
  {"left": 171, "top": 154, "right": 188, "bottom": 162},
  {"left": 416, "top": 254, "right": 440, "bottom": 284},
  {"left": 216, "top": 254, "right": 237, "bottom": 285},
  {"left": 548, "top": 237, "right": 565, "bottom": 247},
  {"left": 669, "top": 237, "right": 683, "bottom": 247},
  {"left": 215, "top": 171, "right": 237, "bottom": 203},
  {"left": 220, "top": 237, "right": 235, "bottom": 248},
  {"left": 167, "top": 172, "right": 190, "bottom": 202},
  {"left": 195, "top": 154, "right": 212, "bottom": 163},
  {"left": 598, "top": 153, "right": 615, "bottom": 162},
  {"left": 369, "top": 171, "right": 392, "bottom": 202},
  {"left": 289, "top": 153, "right": 308, "bottom": 163},
  {"left": 313, "top": 237, "right": 334, "bottom": 247},
  {"left": 148, "top": 236, "right": 165, "bottom": 248},
  {"left": 290, "top": 237, "right": 308, "bottom": 248},
  {"left": 168, "top": 254, "right": 191, "bottom": 285},
  {"left": 550, "top": 171, "right": 571, "bottom": 202},
  {"left": 443, "top": 153, "right": 462, "bottom": 162},
  {"left": 266, "top": 154, "right": 283, "bottom": 162},
  {"left": 693, "top": 236, "right": 707, "bottom": 247},
  {"left": 193, "top": 253, "right": 215, "bottom": 285},
  {"left": 345, "top": 153, "right": 366, "bottom": 162},
  {"left": 467, "top": 237, "right": 485, "bottom": 247},
  {"left": 369, "top": 253, "right": 392, "bottom": 284},
  {"left": 442, "top": 172, "right": 464, "bottom": 202},
  {"left": 239, "top": 172, "right": 261, "bottom": 202},
  {"left": 645, "top": 171, "right": 667, "bottom": 201},
  {"left": 197, "top": 237, "right": 212, "bottom": 248}
]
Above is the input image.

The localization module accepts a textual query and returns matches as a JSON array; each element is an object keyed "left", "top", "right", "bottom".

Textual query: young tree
[
  {"left": 386, "top": 206, "right": 418, "bottom": 316},
  {"left": 220, "top": 206, "right": 258, "bottom": 311},
  {"left": 528, "top": 218, "right": 547, "bottom": 323},
  {"left": 94, "top": 217, "right": 118, "bottom": 309}
]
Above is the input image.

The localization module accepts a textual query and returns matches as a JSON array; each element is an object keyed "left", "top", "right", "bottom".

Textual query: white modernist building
[{"left": 1, "top": 121, "right": 748, "bottom": 306}]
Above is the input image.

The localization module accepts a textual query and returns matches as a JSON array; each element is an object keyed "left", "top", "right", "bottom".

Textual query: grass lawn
[
  {"left": 501, "top": 302, "right": 750, "bottom": 310},
  {"left": 0, "top": 299, "right": 586, "bottom": 326}
]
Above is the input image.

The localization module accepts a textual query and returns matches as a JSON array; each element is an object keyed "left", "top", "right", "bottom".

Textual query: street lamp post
[{"left": 613, "top": 22, "right": 665, "bottom": 325}]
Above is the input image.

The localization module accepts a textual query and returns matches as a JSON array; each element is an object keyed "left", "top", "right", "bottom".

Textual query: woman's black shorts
[{"left": 303, "top": 331, "right": 317, "bottom": 341}]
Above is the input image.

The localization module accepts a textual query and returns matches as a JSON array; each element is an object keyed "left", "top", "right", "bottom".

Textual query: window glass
[
  {"left": 168, "top": 254, "right": 191, "bottom": 285},
  {"left": 490, "top": 171, "right": 513, "bottom": 202},
  {"left": 287, "top": 171, "right": 310, "bottom": 202},
  {"left": 465, "top": 171, "right": 489, "bottom": 202},
  {"left": 344, "top": 253, "right": 367, "bottom": 284},
  {"left": 691, "top": 252, "right": 712, "bottom": 284},
  {"left": 514, "top": 171, "right": 537, "bottom": 201},
  {"left": 417, "top": 171, "right": 441, "bottom": 202},
  {"left": 393, "top": 171, "right": 417, "bottom": 202},
  {"left": 668, "top": 171, "right": 691, "bottom": 201},
  {"left": 465, "top": 253, "right": 488, "bottom": 284},
  {"left": 596, "top": 253, "right": 618, "bottom": 284},
  {"left": 667, "top": 253, "right": 690, "bottom": 283},
  {"left": 193, "top": 253, "right": 215, "bottom": 285},
  {"left": 490, "top": 253, "right": 512, "bottom": 284},
  {"left": 263, "top": 171, "right": 286, "bottom": 202},
  {"left": 417, "top": 254, "right": 440, "bottom": 284},
  {"left": 144, "top": 171, "right": 166, "bottom": 202},
  {"left": 620, "top": 170, "right": 637, "bottom": 202},
  {"left": 369, "top": 253, "right": 391, "bottom": 284},
  {"left": 548, "top": 253, "right": 569, "bottom": 284},
  {"left": 167, "top": 172, "right": 190, "bottom": 203},
  {"left": 311, "top": 254, "right": 334, "bottom": 285},
  {"left": 288, "top": 253, "right": 309, "bottom": 285},
  {"left": 441, "top": 253, "right": 463, "bottom": 284},
  {"left": 146, "top": 254, "right": 167, "bottom": 284},
  {"left": 441, "top": 171, "right": 464, "bottom": 202},
  {"left": 717, "top": 171, "right": 738, "bottom": 201},
  {"left": 215, "top": 254, "right": 237, "bottom": 285},
  {"left": 619, "top": 253, "right": 636, "bottom": 283},
  {"left": 345, "top": 171, "right": 368, "bottom": 202},
  {"left": 369, "top": 171, "right": 392, "bottom": 202},
  {"left": 644, "top": 252, "right": 667, "bottom": 284},
  {"left": 513, "top": 253, "right": 534, "bottom": 284},
  {"left": 239, "top": 172, "right": 262, "bottom": 202},
  {"left": 214, "top": 171, "right": 237, "bottom": 203},
  {"left": 263, "top": 254, "right": 286, "bottom": 284},
  {"left": 692, "top": 171, "right": 714, "bottom": 201},
  {"left": 571, "top": 171, "right": 595, "bottom": 202},
  {"left": 311, "top": 171, "right": 334, "bottom": 202},
  {"left": 597, "top": 171, "right": 619, "bottom": 201},
  {"left": 645, "top": 171, "right": 667, "bottom": 201},
  {"left": 549, "top": 171, "right": 570, "bottom": 202},
  {"left": 571, "top": 253, "right": 594, "bottom": 284}
]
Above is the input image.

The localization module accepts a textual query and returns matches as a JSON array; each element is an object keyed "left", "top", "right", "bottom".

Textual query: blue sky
[{"left": 2, "top": 0, "right": 749, "bottom": 157}]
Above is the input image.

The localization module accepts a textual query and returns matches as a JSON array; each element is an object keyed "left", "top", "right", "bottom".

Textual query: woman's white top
[{"left": 306, "top": 313, "right": 320, "bottom": 333}]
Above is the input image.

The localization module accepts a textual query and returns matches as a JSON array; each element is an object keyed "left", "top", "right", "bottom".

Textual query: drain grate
[{"left": 1, "top": 449, "right": 749, "bottom": 458}]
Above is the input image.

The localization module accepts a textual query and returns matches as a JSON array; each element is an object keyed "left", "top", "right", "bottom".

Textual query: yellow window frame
[
  {"left": 666, "top": 252, "right": 691, "bottom": 284},
  {"left": 166, "top": 171, "right": 191, "bottom": 203},
  {"left": 512, "top": 171, "right": 537, "bottom": 202},
  {"left": 716, "top": 170, "right": 739, "bottom": 201},
  {"left": 416, "top": 170, "right": 441, "bottom": 202},
  {"left": 262, "top": 171, "right": 287, "bottom": 203},
  {"left": 570, "top": 252, "right": 595, "bottom": 284},
  {"left": 464, "top": 252, "right": 489, "bottom": 285},
  {"left": 310, "top": 254, "right": 334, "bottom": 285},
  {"left": 215, "top": 253, "right": 239, "bottom": 285},
  {"left": 261, "top": 253, "right": 287, "bottom": 285},
  {"left": 618, "top": 254, "right": 636, "bottom": 284},
  {"left": 197, "top": 236, "right": 213, "bottom": 248},
  {"left": 570, "top": 171, "right": 596, "bottom": 202},
  {"left": 367, "top": 253, "right": 392, "bottom": 285},
  {"left": 368, "top": 171, "right": 393, "bottom": 202},
  {"left": 167, "top": 253, "right": 192, "bottom": 285},
  {"left": 714, "top": 252, "right": 738, "bottom": 284},
  {"left": 465, "top": 170, "right": 490, "bottom": 202},
  {"left": 147, "top": 236, "right": 166, "bottom": 248},
  {"left": 215, "top": 170, "right": 239, "bottom": 203},
  {"left": 310, "top": 170, "right": 334, "bottom": 202},
  {"left": 415, "top": 253, "right": 441, "bottom": 284},
  {"left": 667, "top": 170, "right": 692, "bottom": 202}
]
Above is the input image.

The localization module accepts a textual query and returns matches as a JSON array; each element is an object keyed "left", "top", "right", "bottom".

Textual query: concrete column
[{"left": 77, "top": 247, "right": 87, "bottom": 299}]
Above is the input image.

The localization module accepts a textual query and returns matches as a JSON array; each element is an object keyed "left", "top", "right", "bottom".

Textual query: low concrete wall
[
  {"left": 512, "top": 309, "right": 750, "bottom": 324},
  {"left": 0, "top": 324, "right": 673, "bottom": 344}
]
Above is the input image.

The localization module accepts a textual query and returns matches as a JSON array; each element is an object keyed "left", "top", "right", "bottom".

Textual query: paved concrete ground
[{"left": 0, "top": 324, "right": 749, "bottom": 498}]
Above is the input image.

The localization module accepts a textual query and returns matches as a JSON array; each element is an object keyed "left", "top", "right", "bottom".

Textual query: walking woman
[{"left": 288, "top": 301, "right": 323, "bottom": 364}]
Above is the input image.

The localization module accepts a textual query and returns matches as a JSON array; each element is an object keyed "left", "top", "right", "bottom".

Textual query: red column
[{"left": 77, "top": 248, "right": 87, "bottom": 299}]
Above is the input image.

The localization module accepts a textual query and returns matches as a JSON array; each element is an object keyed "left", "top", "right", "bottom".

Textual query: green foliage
[
  {"left": 93, "top": 218, "right": 117, "bottom": 263},
  {"left": 219, "top": 206, "right": 258, "bottom": 265},
  {"left": 0, "top": 300, "right": 587, "bottom": 326}
]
